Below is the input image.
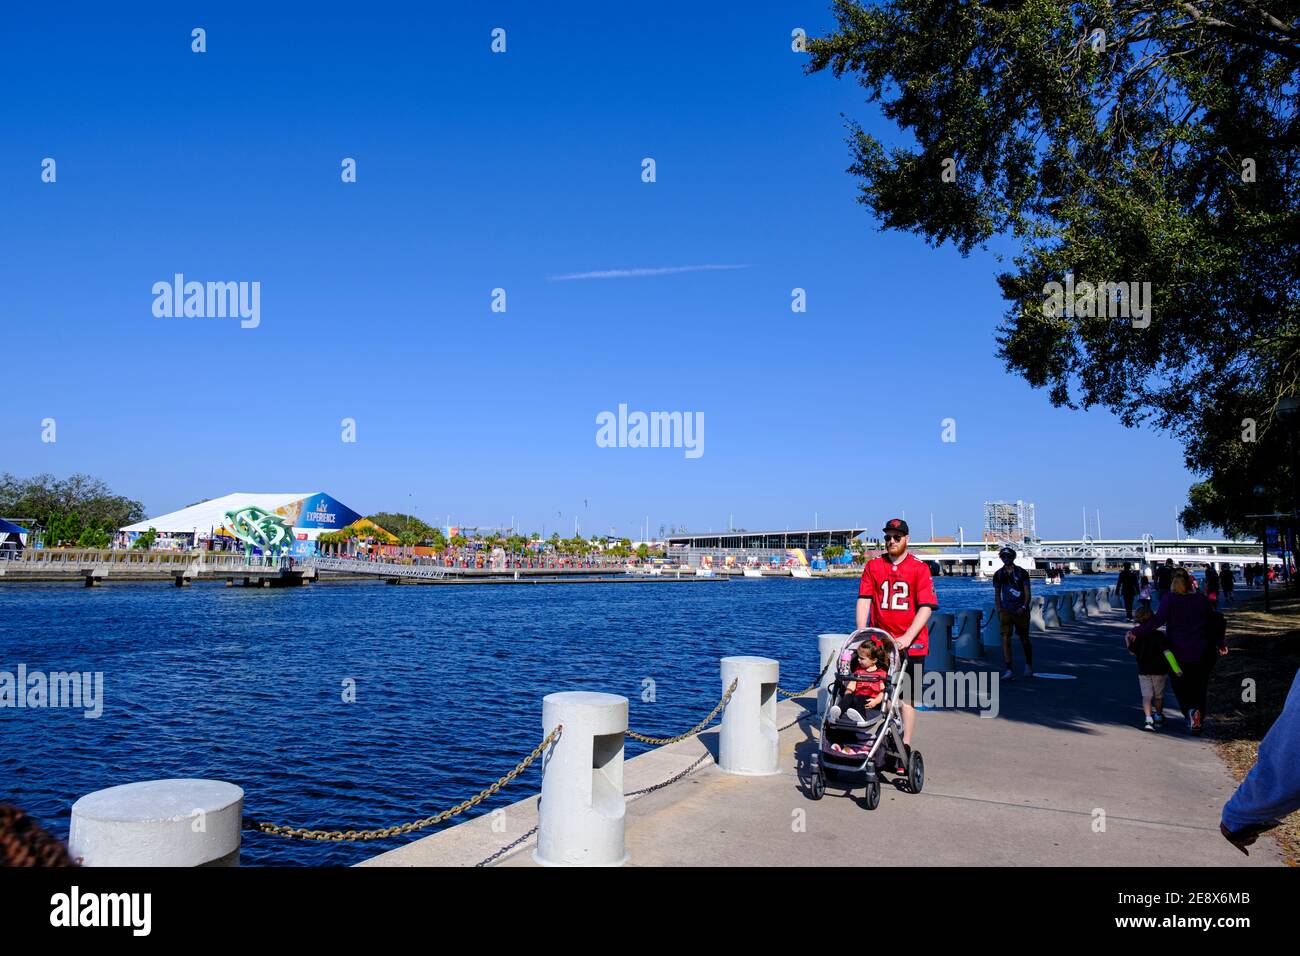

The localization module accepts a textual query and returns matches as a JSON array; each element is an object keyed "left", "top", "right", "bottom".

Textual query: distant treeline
[{"left": 0, "top": 473, "right": 145, "bottom": 547}]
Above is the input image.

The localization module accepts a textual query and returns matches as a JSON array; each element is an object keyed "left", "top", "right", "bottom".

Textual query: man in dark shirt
[
  {"left": 992, "top": 547, "right": 1033, "bottom": 680},
  {"left": 1116, "top": 561, "right": 1141, "bottom": 621},
  {"left": 1154, "top": 559, "right": 1175, "bottom": 607}
]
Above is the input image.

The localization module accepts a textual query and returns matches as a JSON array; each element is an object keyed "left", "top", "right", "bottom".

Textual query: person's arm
[
  {"left": 1130, "top": 595, "right": 1170, "bottom": 637},
  {"left": 856, "top": 597, "right": 872, "bottom": 631},
  {"left": 856, "top": 562, "right": 875, "bottom": 631},
  {"left": 896, "top": 605, "right": 932, "bottom": 650},
  {"left": 992, "top": 571, "right": 1002, "bottom": 609},
  {"left": 1222, "top": 672, "right": 1300, "bottom": 849},
  {"left": 1022, "top": 570, "right": 1031, "bottom": 606}
]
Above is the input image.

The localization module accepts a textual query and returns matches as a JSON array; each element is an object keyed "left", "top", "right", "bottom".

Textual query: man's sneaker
[
  {"left": 1000, "top": 668, "right": 1016, "bottom": 681},
  {"left": 1152, "top": 711, "right": 1164, "bottom": 727},
  {"left": 1143, "top": 718, "right": 1155, "bottom": 732},
  {"left": 1023, "top": 665, "right": 1034, "bottom": 678}
]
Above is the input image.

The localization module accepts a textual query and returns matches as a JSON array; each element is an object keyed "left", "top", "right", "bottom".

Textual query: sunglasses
[{"left": 884, "top": 534, "right": 906, "bottom": 542}]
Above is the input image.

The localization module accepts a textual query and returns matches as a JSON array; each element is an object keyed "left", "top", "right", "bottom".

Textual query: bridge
[{"left": 907, "top": 535, "right": 1275, "bottom": 574}]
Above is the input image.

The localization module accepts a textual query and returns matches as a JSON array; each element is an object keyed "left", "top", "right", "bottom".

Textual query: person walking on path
[
  {"left": 1221, "top": 670, "right": 1300, "bottom": 855},
  {"left": 1124, "top": 605, "right": 1169, "bottom": 731},
  {"left": 1138, "top": 575, "right": 1154, "bottom": 614},
  {"left": 1154, "top": 558, "right": 1175, "bottom": 607},
  {"left": 1204, "top": 564, "right": 1220, "bottom": 607},
  {"left": 1220, "top": 565, "right": 1236, "bottom": 606},
  {"left": 1127, "top": 568, "right": 1227, "bottom": 734},
  {"left": 1116, "top": 561, "right": 1141, "bottom": 621},
  {"left": 992, "top": 547, "right": 1034, "bottom": 680},
  {"left": 856, "top": 518, "right": 937, "bottom": 756}
]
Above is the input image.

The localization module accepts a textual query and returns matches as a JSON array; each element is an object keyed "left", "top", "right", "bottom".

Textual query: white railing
[{"left": 307, "top": 556, "right": 447, "bottom": 579}]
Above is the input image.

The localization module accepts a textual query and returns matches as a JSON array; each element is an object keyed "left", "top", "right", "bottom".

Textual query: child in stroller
[
  {"left": 809, "top": 627, "right": 925, "bottom": 809},
  {"left": 828, "top": 639, "right": 887, "bottom": 726}
]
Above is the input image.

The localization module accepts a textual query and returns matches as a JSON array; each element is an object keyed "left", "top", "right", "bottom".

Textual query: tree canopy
[
  {"left": 0, "top": 472, "right": 145, "bottom": 530},
  {"left": 807, "top": 1, "right": 1299, "bottom": 534}
]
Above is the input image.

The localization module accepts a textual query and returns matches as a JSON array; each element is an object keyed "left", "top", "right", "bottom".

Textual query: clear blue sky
[{"left": 0, "top": 1, "right": 1199, "bottom": 541}]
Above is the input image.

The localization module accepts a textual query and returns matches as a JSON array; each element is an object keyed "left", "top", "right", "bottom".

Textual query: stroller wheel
[
  {"left": 810, "top": 769, "right": 826, "bottom": 800},
  {"left": 907, "top": 750, "right": 925, "bottom": 794},
  {"left": 864, "top": 780, "right": 880, "bottom": 810}
]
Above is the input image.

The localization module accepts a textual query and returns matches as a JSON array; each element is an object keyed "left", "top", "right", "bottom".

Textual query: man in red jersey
[{"left": 856, "top": 518, "right": 937, "bottom": 751}]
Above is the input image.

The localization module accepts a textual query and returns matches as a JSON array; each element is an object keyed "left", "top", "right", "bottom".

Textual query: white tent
[{"left": 120, "top": 493, "right": 314, "bottom": 535}]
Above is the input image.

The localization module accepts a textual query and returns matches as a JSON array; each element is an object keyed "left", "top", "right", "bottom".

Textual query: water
[{"left": 0, "top": 574, "right": 1081, "bottom": 866}]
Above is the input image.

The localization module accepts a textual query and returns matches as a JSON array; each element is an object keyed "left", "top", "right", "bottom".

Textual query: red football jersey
[{"left": 858, "top": 552, "right": 939, "bottom": 655}]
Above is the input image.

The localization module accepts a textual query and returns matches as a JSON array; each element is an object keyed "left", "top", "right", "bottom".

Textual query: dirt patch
[{"left": 1207, "top": 591, "right": 1300, "bottom": 865}]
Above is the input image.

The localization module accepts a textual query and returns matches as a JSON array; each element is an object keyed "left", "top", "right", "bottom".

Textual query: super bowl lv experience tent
[{"left": 119, "top": 492, "right": 365, "bottom": 556}]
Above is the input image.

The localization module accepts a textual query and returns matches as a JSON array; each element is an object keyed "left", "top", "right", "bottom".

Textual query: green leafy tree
[
  {"left": 77, "top": 525, "right": 111, "bottom": 549},
  {"left": 0, "top": 473, "right": 145, "bottom": 529},
  {"left": 132, "top": 527, "right": 158, "bottom": 550},
  {"left": 367, "top": 512, "right": 435, "bottom": 541},
  {"left": 807, "top": 2, "right": 1300, "bottom": 533}
]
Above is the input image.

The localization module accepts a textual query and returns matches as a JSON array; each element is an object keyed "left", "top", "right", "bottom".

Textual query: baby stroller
[{"left": 809, "top": 627, "right": 925, "bottom": 809}]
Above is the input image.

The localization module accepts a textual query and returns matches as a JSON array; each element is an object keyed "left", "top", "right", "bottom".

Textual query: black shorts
[{"left": 900, "top": 655, "right": 926, "bottom": 706}]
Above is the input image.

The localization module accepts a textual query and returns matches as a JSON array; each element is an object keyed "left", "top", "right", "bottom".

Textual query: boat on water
[
  {"left": 742, "top": 566, "right": 764, "bottom": 578},
  {"left": 790, "top": 565, "right": 812, "bottom": 579},
  {"left": 696, "top": 567, "right": 715, "bottom": 578}
]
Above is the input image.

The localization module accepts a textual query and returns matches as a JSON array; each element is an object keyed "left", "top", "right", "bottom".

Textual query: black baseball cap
[{"left": 882, "top": 518, "right": 909, "bottom": 536}]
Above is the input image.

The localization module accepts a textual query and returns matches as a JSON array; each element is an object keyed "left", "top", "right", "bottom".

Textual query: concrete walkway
[{"left": 363, "top": 602, "right": 1280, "bottom": 867}]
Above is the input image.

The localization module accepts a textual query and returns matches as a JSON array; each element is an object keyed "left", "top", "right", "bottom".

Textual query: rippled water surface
[{"left": 0, "top": 575, "right": 1079, "bottom": 865}]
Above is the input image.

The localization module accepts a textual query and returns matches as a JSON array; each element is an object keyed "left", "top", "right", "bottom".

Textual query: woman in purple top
[{"left": 1127, "top": 568, "right": 1228, "bottom": 734}]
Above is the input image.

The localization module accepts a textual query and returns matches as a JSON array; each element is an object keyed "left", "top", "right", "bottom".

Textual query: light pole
[{"left": 1277, "top": 395, "right": 1299, "bottom": 589}]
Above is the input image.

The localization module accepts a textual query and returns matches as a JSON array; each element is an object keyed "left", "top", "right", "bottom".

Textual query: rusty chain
[
  {"left": 625, "top": 678, "right": 738, "bottom": 745},
  {"left": 243, "top": 725, "right": 561, "bottom": 842},
  {"left": 777, "top": 653, "right": 835, "bottom": 698}
]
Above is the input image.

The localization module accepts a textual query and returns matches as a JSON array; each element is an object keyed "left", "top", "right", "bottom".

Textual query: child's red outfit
[{"left": 842, "top": 665, "right": 886, "bottom": 714}]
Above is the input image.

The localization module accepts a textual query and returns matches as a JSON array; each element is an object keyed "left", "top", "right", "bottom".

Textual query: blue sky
[{"left": 0, "top": 2, "right": 1198, "bottom": 541}]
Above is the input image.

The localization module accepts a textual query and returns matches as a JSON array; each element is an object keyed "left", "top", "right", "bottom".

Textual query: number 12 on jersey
[{"left": 879, "top": 580, "right": 910, "bottom": 611}]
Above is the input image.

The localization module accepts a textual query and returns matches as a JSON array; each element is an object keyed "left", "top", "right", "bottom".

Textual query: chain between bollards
[
  {"left": 243, "top": 725, "right": 562, "bottom": 842},
  {"left": 625, "top": 678, "right": 739, "bottom": 745},
  {"left": 777, "top": 654, "right": 835, "bottom": 698}
]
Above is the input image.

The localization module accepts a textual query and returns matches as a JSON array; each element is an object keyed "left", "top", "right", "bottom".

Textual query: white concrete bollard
[
  {"left": 1097, "top": 587, "right": 1111, "bottom": 612},
  {"left": 953, "top": 609, "right": 983, "bottom": 659},
  {"left": 925, "top": 612, "right": 955, "bottom": 672},
  {"left": 719, "top": 656, "right": 780, "bottom": 776},
  {"left": 69, "top": 778, "right": 244, "bottom": 866},
  {"left": 1057, "top": 591, "right": 1076, "bottom": 623},
  {"left": 981, "top": 607, "right": 1004, "bottom": 665},
  {"left": 1028, "top": 596, "right": 1047, "bottom": 632},
  {"left": 1083, "top": 589, "right": 1100, "bottom": 616},
  {"left": 535, "top": 691, "right": 628, "bottom": 867},
  {"left": 1042, "top": 595, "right": 1061, "bottom": 628},
  {"left": 817, "top": 633, "right": 850, "bottom": 717},
  {"left": 1073, "top": 591, "right": 1087, "bottom": 617}
]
